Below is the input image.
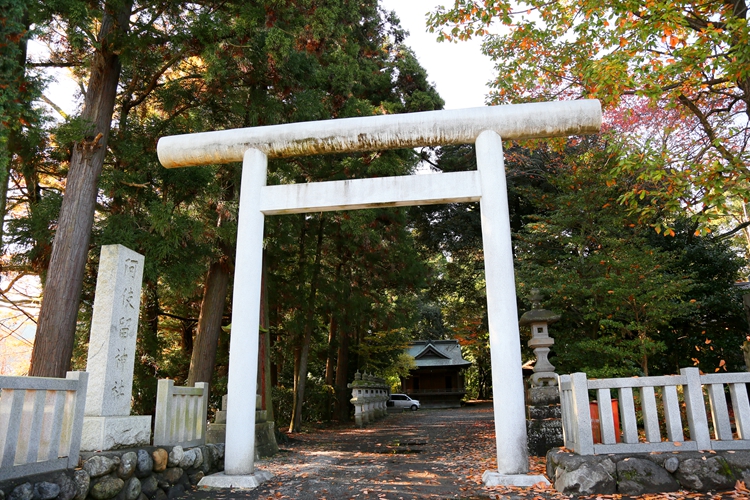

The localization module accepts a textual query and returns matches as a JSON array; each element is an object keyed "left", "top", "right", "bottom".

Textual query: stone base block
[
  {"left": 206, "top": 422, "right": 278, "bottom": 458},
  {"left": 256, "top": 421, "right": 279, "bottom": 458},
  {"left": 527, "top": 418, "right": 564, "bottom": 456},
  {"left": 206, "top": 423, "right": 226, "bottom": 445},
  {"left": 527, "top": 405, "right": 561, "bottom": 419},
  {"left": 527, "top": 386, "right": 560, "bottom": 405},
  {"left": 198, "top": 471, "right": 273, "bottom": 490},
  {"left": 80, "top": 415, "right": 151, "bottom": 451},
  {"left": 482, "top": 470, "right": 551, "bottom": 487}
]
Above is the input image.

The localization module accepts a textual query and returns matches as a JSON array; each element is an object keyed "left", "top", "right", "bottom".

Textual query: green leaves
[
  {"left": 514, "top": 139, "right": 698, "bottom": 376},
  {"left": 428, "top": 0, "right": 750, "bottom": 232}
]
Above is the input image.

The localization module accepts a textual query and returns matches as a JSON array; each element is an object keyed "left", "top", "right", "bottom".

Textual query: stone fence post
[{"left": 348, "top": 371, "right": 389, "bottom": 428}]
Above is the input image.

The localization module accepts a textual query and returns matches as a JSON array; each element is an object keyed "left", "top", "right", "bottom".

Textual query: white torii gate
[{"left": 157, "top": 100, "right": 601, "bottom": 488}]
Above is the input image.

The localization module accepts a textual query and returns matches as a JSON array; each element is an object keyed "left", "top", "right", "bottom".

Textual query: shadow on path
[{"left": 183, "top": 403, "right": 729, "bottom": 500}]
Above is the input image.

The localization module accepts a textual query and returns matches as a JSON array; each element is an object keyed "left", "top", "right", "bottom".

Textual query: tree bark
[
  {"left": 29, "top": 0, "right": 133, "bottom": 377},
  {"left": 187, "top": 258, "right": 231, "bottom": 387},
  {"left": 324, "top": 257, "right": 343, "bottom": 388},
  {"left": 289, "top": 217, "right": 307, "bottom": 416},
  {"left": 334, "top": 326, "right": 349, "bottom": 422},
  {"left": 324, "top": 258, "right": 344, "bottom": 421},
  {"left": 334, "top": 265, "right": 354, "bottom": 422},
  {"left": 290, "top": 214, "right": 325, "bottom": 432},
  {"left": 259, "top": 254, "right": 274, "bottom": 421},
  {"left": 132, "top": 279, "right": 160, "bottom": 416},
  {"left": 325, "top": 314, "right": 338, "bottom": 387},
  {"left": 271, "top": 303, "right": 280, "bottom": 388},
  {"left": 323, "top": 314, "right": 338, "bottom": 421}
]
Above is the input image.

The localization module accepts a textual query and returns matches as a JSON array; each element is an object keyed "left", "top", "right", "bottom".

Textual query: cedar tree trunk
[
  {"left": 334, "top": 327, "right": 349, "bottom": 422},
  {"left": 259, "top": 258, "right": 274, "bottom": 420},
  {"left": 0, "top": 2, "right": 29, "bottom": 254},
  {"left": 187, "top": 258, "right": 231, "bottom": 387},
  {"left": 29, "top": 0, "right": 133, "bottom": 377},
  {"left": 289, "top": 215, "right": 325, "bottom": 432}
]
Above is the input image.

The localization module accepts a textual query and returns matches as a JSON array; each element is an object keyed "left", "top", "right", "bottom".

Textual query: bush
[{"left": 272, "top": 377, "right": 337, "bottom": 431}]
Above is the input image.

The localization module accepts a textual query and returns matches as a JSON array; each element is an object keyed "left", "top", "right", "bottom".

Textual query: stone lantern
[
  {"left": 520, "top": 288, "right": 564, "bottom": 455},
  {"left": 519, "top": 288, "right": 560, "bottom": 387}
]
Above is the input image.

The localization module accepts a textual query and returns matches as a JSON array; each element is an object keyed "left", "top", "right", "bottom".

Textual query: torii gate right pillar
[{"left": 476, "top": 130, "right": 542, "bottom": 485}]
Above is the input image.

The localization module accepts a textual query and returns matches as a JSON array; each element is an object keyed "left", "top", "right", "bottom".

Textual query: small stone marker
[{"left": 81, "top": 244, "right": 151, "bottom": 451}]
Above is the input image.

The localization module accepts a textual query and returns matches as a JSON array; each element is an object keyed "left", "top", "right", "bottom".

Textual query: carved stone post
[
  {"left": 348, "top": 371, "right": 389, "bottom": 428},
  {"left": 81, "top": 245, "right": 151, "bottom": 451}
]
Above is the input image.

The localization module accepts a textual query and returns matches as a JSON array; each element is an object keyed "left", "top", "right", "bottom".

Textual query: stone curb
[
  {"left": 547, "top": 448, "right": 750, "bottom": 495},
  {"left": 0, "top": 444, "right": 225, "bottom": 500}
]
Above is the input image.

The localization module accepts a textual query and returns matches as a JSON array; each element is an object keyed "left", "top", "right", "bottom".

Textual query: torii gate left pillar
[{"left": 157, "top": 101, "right": 601, "bottom": 489}]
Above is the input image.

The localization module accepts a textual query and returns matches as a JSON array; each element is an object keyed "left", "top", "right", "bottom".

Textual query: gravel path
[
  {"left": 187, "top": 403, "right": 518, "bottom": 499},
  {"left": 183, "top": 403, "right": 729, "bottom": 500}
]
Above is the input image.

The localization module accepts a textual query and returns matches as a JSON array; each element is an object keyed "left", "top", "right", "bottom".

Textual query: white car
[{"left": 389, "top": 393, "right": 420, "bottom": 411}]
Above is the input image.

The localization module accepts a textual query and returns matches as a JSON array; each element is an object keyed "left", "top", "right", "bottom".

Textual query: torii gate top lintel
[{"left": 157, "top": 100, "right": 601, "bottom": 169}]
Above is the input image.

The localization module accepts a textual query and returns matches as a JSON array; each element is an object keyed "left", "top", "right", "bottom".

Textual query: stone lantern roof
[{"left": 519, "top": 289, "right": 560, "bottom": 326}]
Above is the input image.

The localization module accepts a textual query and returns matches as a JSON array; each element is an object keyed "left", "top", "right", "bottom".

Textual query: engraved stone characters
[{"left": 81, "top": 244, "right": 152, "bottom": 451}]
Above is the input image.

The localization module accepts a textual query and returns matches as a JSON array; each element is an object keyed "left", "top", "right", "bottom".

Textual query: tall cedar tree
[
  {"left": 0, "top": 0, "right": 29, "bottom": 253},
  {"left": 30, "top": 0, "right": 135, "bottom": 377},
  {"left": 53, "top": 0, "right": 443, "bottom": 424}
]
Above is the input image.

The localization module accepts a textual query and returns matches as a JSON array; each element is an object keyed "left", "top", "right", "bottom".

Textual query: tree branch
[
  {"left": 677, "top": 93, "right": 740, "bottom": 167},
  {"left": 716, "top": 220, "right": 750, "bottom": 240},
  {"left": 27, "top": 61, "right": 83, "bottom": 68},
  {"left": 0, "top": 290, "right": 38, "bottom": 324},
  {"left": 2, "top": 272, "right": 29, "bottom": 294},
  {"left": 40, "top": 95, "right": 69, "bottom": 119},
  {"left": 159, "top": 311, "right": 198, "bottom": 323}
]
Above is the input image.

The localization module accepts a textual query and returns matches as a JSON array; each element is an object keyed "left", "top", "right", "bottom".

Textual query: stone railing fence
[
  {"left": 348, "top": 372, "right": 389, "bottom": 428},
  {"left": 153, "top": 380, "right": 209, "bottom": 447},
  {"left": 560, "top": 368, "right": 750, "bottom": 455},
  {"left": 0, "top": 372, "right": 88, "bottom": 481}
]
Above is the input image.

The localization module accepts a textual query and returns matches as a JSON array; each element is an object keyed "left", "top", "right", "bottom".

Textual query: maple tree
[{"left": 427, "top": 0, "right": 750, "bottom": 230}]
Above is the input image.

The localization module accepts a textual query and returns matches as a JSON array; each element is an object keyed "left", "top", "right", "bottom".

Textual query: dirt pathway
[
  {"left": 185, "top": 403, "right": 734, "bottom": 500},
  {"left": 240, "top": 403, "right": 502, "bottom": 499}
]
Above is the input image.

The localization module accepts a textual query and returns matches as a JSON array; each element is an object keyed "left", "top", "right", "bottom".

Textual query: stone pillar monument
[
  {"left": 520, "top": 289, "right": 564, "bottom": 456},
  {"left": 80, "top": 244, "right": 151, "bottom": 451}
]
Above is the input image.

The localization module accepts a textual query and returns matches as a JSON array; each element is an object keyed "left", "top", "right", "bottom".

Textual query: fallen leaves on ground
[{"left": 200, "top": 405, "right": 750, "bottom": 500}]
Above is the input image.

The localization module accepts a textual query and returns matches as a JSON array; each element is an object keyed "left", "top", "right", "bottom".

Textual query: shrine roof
[{"left": 406, "top": 340, "right": 472, "bottom": 368}]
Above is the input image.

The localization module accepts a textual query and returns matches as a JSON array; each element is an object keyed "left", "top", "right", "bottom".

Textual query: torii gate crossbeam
[{"left": 157, "top": 101, "right": 602, "bottom": 489}]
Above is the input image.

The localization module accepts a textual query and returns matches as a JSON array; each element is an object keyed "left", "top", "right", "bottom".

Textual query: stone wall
[
  {"left": 0, "top": 444, "right": 224, "bottom": 500},
  {"left": 548, "top": 448, "right": 750, "bottom": 496}
]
